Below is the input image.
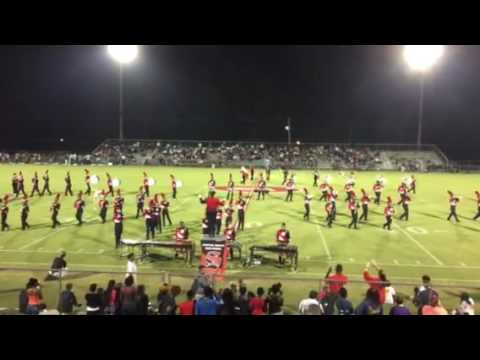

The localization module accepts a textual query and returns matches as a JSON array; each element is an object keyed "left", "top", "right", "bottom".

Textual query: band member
[
  {"left": 208, "top": 173, "right": 216, "bottom": 192},
  {"left": 250, "top": 165, "right": 255, "bottom": 181},
  {"left": 51, "top": 194, "right": 61, "bottom": 228},
  {"left": 144, "top": 206, "right": 155, "bottom": 240},
  {"left": 240, "top": 166, "right": 248, "bottom": 184},
  {"left": 447, "top": 191, "right": 460, "bottom": 223},
  {"left": 276, "top": 223, "right": 291, "bottom": 264},
  {"left": 29, "top": 172, "right": 40, "bottom": 197},
  {"left": 1, "top": 196, "right": 10, "bottom": 231},
  {"left": 359, "top": 189, "right": 370, "bottom": 222},
  {"left": 84, "top": 169, "right": 91, "bottom": 196},
  {"left": 170, "top": 175, "right": 177, "bottom": 199},
  {"left": 12, "top": 173, "right": 18, "bottom": 197},
  {"left": 64, "top": 171, "right": 73, "bottom": 196},
  {"left": 215, "top": 207, "right": 223, "bottom": 235},
  {"left": 344, "top": 181, "right": 355, "bottom": 202},
  {"left": 281, "top": 167, "right": 289, "bottom": 186},
  {"left": 74, "top": 192, "right": 85, "bottom": 226},
  {"left": 40, "top": 170, "right": 52, "bottom": 196},
  {"left": 106, "top": 173, "right": 114, "bottom": 196},
  {"left": 99, "top": 194, "right": 109, "bottom": 224},
  {"left": 113, "top": 207, "right": 123, "bottom": 249},
  {"left": 224, "top": 224, "right": 237, "bottom": 259},
  {"left": 383, "top": 197, "right": 395, "bottom": 231},
  {"left": 226, "top": 174, "right": 235, "bottom": 201},
  {"left": 202, "top": 218, "right": 209, "bottom": 235},
  {"left": 17, "top": 171, "right": 26, "bottom": 197},
  {"left": 113, "top": 190, "right": 124, "bottom": 212},
  {"left": 136, "top": 186, "right": 145, "bottom": 219},
  {"left": 225, "top": 202, "right": 235, "bottom": 229},
  {"left": 303, "top": 188, "right": 312, "bottom": 221},
  {"left": 265, "top": 165, "right": 271, "bottom": 182},
  {"left": 285, "top": 177, "right": 295, "bottom": 202},
  {"left": 327, "top": 186, "right": 338, "bottom": 221},
  {"left": 175, "top": 221, "right": 189, "bottom": 243},
  {"left": 319, "top": 182, "right": 329, "bottom": 202},
  {"left": 373, "top": 181, "right": 383, "bottom": 205},
  {"left": 474, "top": 191, "right": 480, "bottom": 221},
  {"left": 399, "top": 193, "right": 411, "bottom": 221},
  {"left": 347, "top": 198, "right": 360, "bottom": 229},
  {"left": 236, "top": 192, "right": 246, "bottom": 232},
  {"left": 325, "top": 201, "right": 334, "bottom": 228},
  {"left": 21, "top": 197, "right": 30, "bottom": 230},
  {"left": 160, "top": 193, "right": 172, "bottom": 226},
  {"left": 409, "top": 175, "right": 416, "bottom": 194},
  {"left": 151, "top": 194, "right": 162, "bottom": 233},
  {"left": 313, "top": 169, "right": 319, "bottom": 187},
  {"left": 397, "top": 182, "right": 408, "bottom": 205},
  {"left": 143, "top": 172, "right": 150, "bottom": 197},
  {"left": 199, "top": 191, "right": 224, "bottom": 237},
  {"left": 256, "top": 174, "right": 267, "bottom": 200}
]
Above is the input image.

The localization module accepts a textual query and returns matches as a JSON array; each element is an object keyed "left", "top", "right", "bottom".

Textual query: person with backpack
[{"left": 57, "top": 283, "right": 81, "bottom": 315}]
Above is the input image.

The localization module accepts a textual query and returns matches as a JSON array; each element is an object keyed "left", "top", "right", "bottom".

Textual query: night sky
[{"left": 0, "top": 45, "right": 478, "bottom": 160}]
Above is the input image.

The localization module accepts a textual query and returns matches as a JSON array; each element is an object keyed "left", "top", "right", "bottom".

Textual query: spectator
[
  {"left": 414, "top": 275, "right": 435, "bottom": 314},
  {"left": 97, "top": 287, "right": 105, "bottom": 315},
  {"left": 85, "top": 283, "right": 102, "bottom": 315},
  {"left": 335, "top": 287, "right": 354, "bottom": 315},
  {"left": 45, "top": 251, "right": 68, "bottom": 281},
  {"left": 354, "top": 288, "right": 383, "bottom": 315},
  {"left": 389, "top": 295, "right": 411, "bottom": 315},
  {"left": 57, "top": 283, "right": 81, "bottom": 315},
  {"left": 237, "top": 286, "right": 250, "bottom": 315},
  {"left": 104, "top": 280, "right": 119, "bottom": 315},
  {"left": 266, "top": 283, "right": 284, "bottom": 315},
  {"left": 451, "top": 292, "right": 475, "bottom": 315},
  {"left": 421, "top": 292, "right": 448, "bottom": 315},
  {"left": 136, "top": 285, "right": 150, "bottom": 315},
  {"left": 120, "top": 275, "right": 137, "bottom": 315},
  {"left": 178, "top": 290, "right": 196, "bottom": 315},
  {"left": 19, "top": 279, "right": 32, "bottom": 314},
  {"left": 25, "top": 278, "right": 43, "bottom": 315},
  {"left": 325, "top": 264, "right": 348, "bottom": 314},
  {"left": 218, "top": 288, "right": 238, "bottom": 315},
  {"left": 384, "top": 281, "right": 396, "bottom": 306},
  {"left": 191, "top": 266, "right": 211, "bottom": 298},
  {"left": 298, "top": 290, "right": 323, "bottom": 315},
  {"left": 157, "top": 285, "right": 176, "bottom": 315},
  {"left": 250, "top": 287, "right": 266, "bottom": 315},
  {"left": 195, "top": 286, "right": 218, "bottom": 315},
  {"left": 363, "top": 262, "right": 387, "bottom": 305},
  {"left": 125, "top": 253, "right": 137, "bottom": 284}
]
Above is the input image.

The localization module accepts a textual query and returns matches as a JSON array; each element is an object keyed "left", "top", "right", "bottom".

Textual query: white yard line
[
  {"left": 315, "top": 224, "right": 332, "bottom": 261},
  {"left": 393, "top": 224, "right": 444, "bottom": 266}
]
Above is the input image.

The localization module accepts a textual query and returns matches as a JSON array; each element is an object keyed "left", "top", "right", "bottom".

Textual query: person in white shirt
[
  {"left": 298, "top": 290, "right": 323, "bottom": 315},
  {"left": 384, "top": 284, "right": 396, "bottom": 305},
  {"left": 126, "top": 253, "right": 138, "bottom": 284},
  {"left": 452, "top": 293, "right": 475, "bottom": 315}
]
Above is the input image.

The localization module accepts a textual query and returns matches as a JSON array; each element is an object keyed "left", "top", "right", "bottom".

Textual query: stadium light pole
[
  {"left": 107, "top": 45, "right": 139, "bottom": 141},
  {"left": 403, "top": 45, "right": 445, "bottom": 149}
]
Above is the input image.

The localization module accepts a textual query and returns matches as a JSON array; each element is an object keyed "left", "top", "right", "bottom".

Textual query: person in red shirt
[
  {"left": 174, "top": 221, "right": 190, "bottom": 259},
  {"left": 276, "top": 223, "right": 291, "bottom": 265},
  {"left": 199, "top": 191, "right": 224, "bottom": 237},
  {"left": 363, "top": 262, "right": 387, "bottom": 305},
  {"left": 178, "top": 290, "right": 196, "bottom": 315},
  {"left": 473, "top": 191, "right": 480, "bottom": 221},
  {"left": 249, "top": 287, "right": 266, "bottom": 315},
  {"left": 325, "top": 264, "right": 349, "bottom": 295},
  {"left": 359, "top": 189, "right": 370, "bottom": 222}
]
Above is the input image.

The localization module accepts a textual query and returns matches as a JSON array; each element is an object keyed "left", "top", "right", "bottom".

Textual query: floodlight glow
[
  {"left": 403, "top": 45, "right": 444, "bottom": 72},
  {"left": 285, "top": 126, "right": 290, "bottom": 131},
  {"left": 108, "top": 45, "right": 138, "bottom": 64}
]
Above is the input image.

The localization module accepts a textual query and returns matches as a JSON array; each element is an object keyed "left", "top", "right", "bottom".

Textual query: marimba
[
  {"left": 120, "top": 239, "right": 195, "bottom": 265},
  {"left": 248, "top": 244, "right": 298, "bottom": 270}
]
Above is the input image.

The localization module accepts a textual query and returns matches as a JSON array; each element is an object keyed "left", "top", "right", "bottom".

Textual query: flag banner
[{"left": 200, "top": 236, "right": 229, "bottom": 281}]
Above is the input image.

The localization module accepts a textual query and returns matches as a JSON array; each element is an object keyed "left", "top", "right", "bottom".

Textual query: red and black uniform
[
  {"left": 327, "top": 189, "right": 338, "bottom": 221},
  {"left": 304, "top": 192, "right": 313, "bottom": 221},
  {"left": 319, "top": 183, "right": 329, "bottom": 202},
  {"left": 143, "top": 176, "right": 150, "bottom": 197},
  {"left": 359, "top": 191, "right": 370, "bottom": 221},
  {"left": 447, "top": 192, "right": 460, "bottom": 222},
  {"left": 41, "top": 171, "right": 51, "bottom": 196},
  {"left": 256, "top": 179, "right": 267, "bottom": 200},
  {"left": 106, "top": 176, "right": 114, "bottom": 196},
  {"left": 74, "top": 198, "right": 85, "bottom": 225},
  {"left": 17, "top": 173, "right": 26, "bottom": 197},
  {"left": 113, "top": 210, "right": 123, "bottom": 248},
  {"left": 1, "top": 202, "right": 9, "bottom": 231},
  {"left": 99, "top": 198, "right": 109, "bottom": 224},
  {"left": 226, "top": 178, "right": 235, "bottom": 201},
  {"left": 136, "top": 191, "right": 145, "bottom": 218},
  {"left": 84, "top": 171, "right": 91, "bottom": 196},
  {"left": 215, "top": 208, "right": 223, "bottom": 235},
  {"left": 397, "top": 184, "right": 408, "bottom": 205},
  {"left": 383, "top": 205, "right": 395, "bottom": 230},
  {"left": 474, "top": 191, "right": 480, "bottom": 221},
  {"left": 225, "top": 206, "right": 234, "bottom": 228},
  {"left": 285, "top": 179, "right": 295, "bottom": 202},
  {"left": 144, "top": 208, "right": 155, "bottom": 239},
  {"left": 276, "top": 228, "right": 291, "bottom": 264},
  {"left": 325, "top": 202, "right": 334, "bottom": 228},
  {"left": 171, "top": 178, "right": 177, "bottom": 199},
  {"left": 399, "top": 194, "right": 411, "bottom": 221},
  {"left": 175, "top": 226, "right": 189, "bottom": 243},
  {"left": 224, "top": 227, "right": 236, "bottom": 259},
  {"left": 51, "top": 199, "right": 61, "bottom": 228},
  {"left": 373, "top": 182, "right": 383, "bottom": 205},
  {"left": 344, "top": 183, "right": 354, "bottom": 202},
  {"left": 12, "top": 174, "right": 18, "bottom": 197},
  {"left": 113, "top": 196, "right": 124, "bottom": 212},
  {"left": 347, "top": 199, "right": 359, "bottom": 229},
  {"left": 30, "top": 173, "right": 40, "bottom": 197},
  {"left": 161, "top": 199, "right": 172, "bottom": 226},
  {"left": 64, "top": 173, "right": 73, "bottom": 196},
  {"left": 236, "top": 199, "right": 246, "bottom": 231},
  {"left": 21, "top": 200, "right": 30, "bottom": 230},
  {"left": 150, "top": 198, "right": 162, "bottom": 233}
]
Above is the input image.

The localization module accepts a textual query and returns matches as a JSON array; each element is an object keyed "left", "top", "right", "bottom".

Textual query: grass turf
[{"left": 1, "top": 165, "right": 480, "bottom": 313}]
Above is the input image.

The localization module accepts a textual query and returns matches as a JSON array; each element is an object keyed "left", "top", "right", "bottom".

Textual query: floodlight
[
  {"left": 403, "top": 45, "right": 444, "bottom": 72},
  {"left": 108, "top": 45, "right": 138, "bottom": 64}
]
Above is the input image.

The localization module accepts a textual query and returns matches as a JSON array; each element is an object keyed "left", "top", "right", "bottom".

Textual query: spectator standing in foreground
[
  {"left": 421, "top": 292, "right": 448, "bottom": 315},
  {"left": 195, "top": 286, "right": 218, "bottom": 315},
  {"left": 178, "top": 290, "right": 196, "bottom": 315},
  {"left": 363, "top": 262, "right": 387, "bottom": 305},
  {"left": 298, "top": 290, "right": 323, "bottom": 315},
  {"left": 335, "top": 287, "right": 354, "bottom": 315},
  {"left": 57, "top": 283, "right": 81, "bottom": 315},
  {"left": 354, "top": 288, "right": 383, "bottom": 315},
  {"left": 389, "top": 295, "right": 411, "bottom": 315},
  {"left": 218, "top": 288, "right": 238, "bottom": 315},
  {"left": 85, "top": 283, "right": 102, "bottom": 315},
  {"left": 324, "top": 264, "right": 349, "bottom": 315},
  {"left": 237, "top": 286, "right": 250, "bottom": 315},
  {"left": 266, "top": 283, "right": 284, "bottom": 315},
  {"left": 120, "top": 275, "right": 137, "bottom": 315},
  {"left": 250, "top": 287, "right": 266, "bottom": 315},
  {"left": 104, "top": 280, "right": 119, "bottom": 315},
  {"left": 413, "top": 275, "right": 435, "bottom": 315},
  {"left": 157, "top": 285, "right": 176, "bottom": 315},
  {"left": 135, "top": 284, "right": 150, "bottom": 315},
  {"left": 451, "top": 292, "right": 475, "bottom": 315}
]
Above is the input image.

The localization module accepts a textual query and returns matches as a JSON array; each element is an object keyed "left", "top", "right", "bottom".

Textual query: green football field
[{"left": 1, "top": 164, "right": 480, "bottom": 313}]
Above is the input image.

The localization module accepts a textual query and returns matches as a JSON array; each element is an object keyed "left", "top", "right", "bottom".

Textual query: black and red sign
[{"left": 200, "top": 237, "right": 229, "bottom": 280}]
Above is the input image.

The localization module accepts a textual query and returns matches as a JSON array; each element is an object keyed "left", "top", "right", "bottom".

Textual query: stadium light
[
  {"left": 285, "top": 118, "right": 292, "bottom": 146},
  {"left": 107, "top": 45, "right": 139, "bottom": 140},
  {"left": 403, "top": 45, "right": 445, "bottom": 149}
]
